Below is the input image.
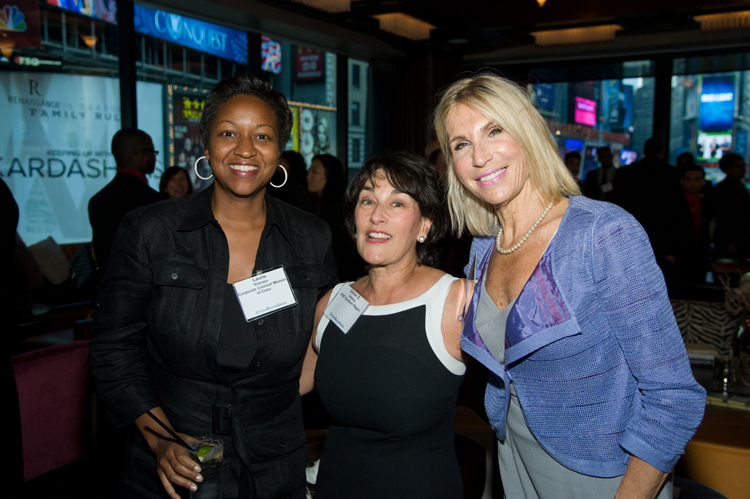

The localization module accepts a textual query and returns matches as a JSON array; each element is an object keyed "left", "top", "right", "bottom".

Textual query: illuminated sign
[
  {"left": 296, "top": 47, "right": 322, "bottom": 81},
  {"left": 699, "top": 75, "right": 735, "bottom": 131},
  {"left": 1, "top": 1, "right": 41, "bottom": 49},
  {"left": 261, "top": 36, "right": 281, "bottom": 74},
  {"left": 133, "top": 5, "right": 248, "bottom": 64},
  {"left": 45, "top": 0, "right": 116, "bottom": 22},
  {"left": 574, "top": 97, "right": 596, "bottom": 127}
]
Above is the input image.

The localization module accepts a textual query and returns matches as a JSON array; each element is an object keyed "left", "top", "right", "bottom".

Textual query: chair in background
[{"left": 12, "top": 340, "right": 91, "bottom": 482}]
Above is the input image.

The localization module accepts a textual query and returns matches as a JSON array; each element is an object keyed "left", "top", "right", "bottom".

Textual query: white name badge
[
  {"left": 233, "top": 266, "right": 297, "bottom": 322},
  {"left": 323, "top": 284, "right": 370, "bottom": 334}
]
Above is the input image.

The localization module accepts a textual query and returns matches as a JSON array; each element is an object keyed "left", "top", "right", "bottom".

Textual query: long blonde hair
[{"left": 433, "top": 73, "right": 580, "bottom": 236}]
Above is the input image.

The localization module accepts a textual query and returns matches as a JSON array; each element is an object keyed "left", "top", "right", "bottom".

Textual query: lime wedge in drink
[{"left": 196, "top": 444, "right": 213, "bottom": 462}]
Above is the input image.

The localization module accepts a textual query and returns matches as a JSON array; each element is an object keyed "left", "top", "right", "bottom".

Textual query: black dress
[{"left": 314, "top": 276, "right": 465, "bottom": 499}]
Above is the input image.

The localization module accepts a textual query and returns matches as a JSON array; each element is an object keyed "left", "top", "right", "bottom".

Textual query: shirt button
[
  {"left": 305, "top": 275, "right": 311, "bottom": 283},
  {"left": 279, "top": 440, "right": 285, "bottom": 449},
  {"left": 257, "top": 319, "right": 264, "bottom": 326},
  {"left": 256, "top": 361, "right": 262, "bottom": 368},
  {"left": 171, "top": 272, "right": 178, "bottom": 280}
]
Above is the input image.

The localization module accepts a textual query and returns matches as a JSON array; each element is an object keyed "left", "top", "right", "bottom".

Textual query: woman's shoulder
[{"left": 561, "top": 196, "right": 638, "bottom": 235}]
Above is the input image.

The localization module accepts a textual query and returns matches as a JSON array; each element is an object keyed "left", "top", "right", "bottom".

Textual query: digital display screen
[
  {"left": 699, "top": 75, "right": 735, "bottom": 132},
  {"left": 620, "top": 149, "right": 638, "bottom": 165},
  {"left": 574, "top": 97, "right": 597, "bottom": 127}
]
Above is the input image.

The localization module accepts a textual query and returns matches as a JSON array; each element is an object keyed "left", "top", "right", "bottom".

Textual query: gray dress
[{"left": 476, "top": 278, "right": 672, "bottom": 499}]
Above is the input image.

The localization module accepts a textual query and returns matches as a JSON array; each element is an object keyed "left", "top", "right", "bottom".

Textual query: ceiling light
[
  {"left": 374, "top": 13, "right": 435, "bottom": 41},
  {"left": 291, "top": 0, "right": 350, "bottom": 13},
  {"left": 537, "top": 0, "right": 547, "bottom": 6},
  {"left": 532, "top": 25, "right": 622, "bottom": 46},
  {"left": 694, "top": 11, "right": 750, "bottom": 31}
]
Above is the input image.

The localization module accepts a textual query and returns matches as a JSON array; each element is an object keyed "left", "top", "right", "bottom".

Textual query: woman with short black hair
[{"left": 90, "top": 74, "right": 337, "bottom": 499}]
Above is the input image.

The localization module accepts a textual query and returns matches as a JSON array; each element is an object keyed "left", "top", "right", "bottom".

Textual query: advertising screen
[
  {"left": 46, "top": 0, "right": 116, "bottom": 23},
  {"left": 697, "top": 132, "right": 732, "bottom": 162},
  {"left": 1, "top": 72, "right": 163, "bottom": 245},
  {"left": 699, "top": 75, "right": 735, "bottom": 132},
  {"left": 574, "top": 97, "right": 597, "bottom": 127},
  {"left": 261, "top": 36, "right": 282, "bottom": 74},
  {"left": 620, "top": 149, "right": 638, "bottom": 165}
]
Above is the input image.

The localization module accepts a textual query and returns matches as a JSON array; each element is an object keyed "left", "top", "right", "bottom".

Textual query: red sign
[
  {"left": 296, "top": 47, "right": 322, "bottom": 81},
  {"left": 0, "top": 1, "right": 42, "bottom": 51}
]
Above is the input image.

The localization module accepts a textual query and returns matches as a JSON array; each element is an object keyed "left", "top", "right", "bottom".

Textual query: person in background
[
  {"left": 159, "top": 167, "right": 193, "bottom": 199},
  {"left": 308, "top": 154, "right": 365, "bottom": 281},
  {"left": 712, "top": 152, "right": 750, "bottom": 259},
  {"left": 680, "top": 164, "right": 712, "bottom": 283},
  {"left": 582, "top": 145, "right": 616, "bottom": 201},
  {"left": 613, "top": 138, "right": 694, "bottom": 292},
  {"left": 88, "top": 129, "right": 162, "bottom": 280},
  {"left": 677, "top": 151, "right": 712, "bottom": 198},
  {"left": 434, "top": 73, "right": 705, "bottom": 499},
  {"left": 89, "top": 74, "right": 338, "bottom": 499},
  {"left": 564, "top": 151, "right": 584, "bottom": 190},
  {"left": 268, "top": 150, "right": 315, "bottom": 213},
  {"left": 300, "top": 152, "right": 467, "bottom": 499}
]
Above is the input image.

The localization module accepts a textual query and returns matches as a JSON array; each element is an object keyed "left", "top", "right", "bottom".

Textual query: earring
[
  {"left": 270, "top": 164, "right": 288, "bottom": 188},
  {"left": 418, "top": 236, "right": 426, "bottom": 243},
  {"left": 194, "top": 156, "right": 212, "bottom": 180}
]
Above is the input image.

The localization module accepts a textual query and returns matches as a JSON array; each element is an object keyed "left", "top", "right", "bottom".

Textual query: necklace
[{"left": 495, "top": 201, "right": 554, "bottom": 254}]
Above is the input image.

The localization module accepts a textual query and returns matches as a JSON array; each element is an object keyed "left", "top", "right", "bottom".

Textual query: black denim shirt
[{"left": 89, "top": 185, "right": 337, "bottom": 496}]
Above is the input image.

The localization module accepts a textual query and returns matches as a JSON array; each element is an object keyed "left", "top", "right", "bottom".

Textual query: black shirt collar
[{"left": 177, "top": 183, "right": 293, "bottom": 245}]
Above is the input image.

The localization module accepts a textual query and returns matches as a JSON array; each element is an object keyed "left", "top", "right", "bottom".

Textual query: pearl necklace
[{"left": 495, "top": 201, "right": 554, "bottom": 255}]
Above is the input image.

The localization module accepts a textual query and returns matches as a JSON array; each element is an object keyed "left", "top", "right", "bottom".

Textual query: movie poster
[
  {"left": 298, "top": 106, "right": 336, "bottom": 166},
  {"left": 170, "top": 88, "right": 211, "bottom": 192},
  {"left": 0, "top": 72, "right": 163, "bottom": 244}
]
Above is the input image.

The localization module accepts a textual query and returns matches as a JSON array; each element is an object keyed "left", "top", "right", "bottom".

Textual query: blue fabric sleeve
[{"left": 590, "top": 208, "right": 706, "bottom": 472}]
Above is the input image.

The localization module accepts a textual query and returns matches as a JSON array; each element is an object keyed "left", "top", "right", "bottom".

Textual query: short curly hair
[
  {"left": 199, "top": 74, "right": 293, "bottom": 153},
  {"left": 343, "top": 152, "right": 448, "bottom": 268}
]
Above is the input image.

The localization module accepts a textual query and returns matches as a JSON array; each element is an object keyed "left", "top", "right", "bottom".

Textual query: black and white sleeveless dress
[{"left": 314, "top": 275, "right": 466, "bottom": 499}]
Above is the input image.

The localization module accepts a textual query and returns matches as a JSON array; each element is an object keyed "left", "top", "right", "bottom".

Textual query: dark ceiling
[{"left": 253, "top": 0, "right": 750, "bottom": 62}]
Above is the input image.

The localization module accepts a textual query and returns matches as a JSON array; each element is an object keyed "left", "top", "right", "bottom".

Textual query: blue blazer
[{"left": 462, "top": 196, "right": 705, "bottom": 477}]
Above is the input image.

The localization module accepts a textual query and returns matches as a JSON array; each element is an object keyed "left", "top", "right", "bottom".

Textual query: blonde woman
[{"left": 434, "top": 73, "right": 705, "bottom": 499}]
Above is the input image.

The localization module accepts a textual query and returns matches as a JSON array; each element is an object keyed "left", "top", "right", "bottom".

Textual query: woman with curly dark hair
[{"left": 300, "top": 152, "right": 468, "bottom": 499}]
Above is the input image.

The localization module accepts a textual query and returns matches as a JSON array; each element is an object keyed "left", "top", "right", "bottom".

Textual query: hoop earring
[
  {"left": 270, "top": 164, "right": 288, "bottom": 188},
  {"left": 194, "top": 156, "right": 212, "bottom": 180}
]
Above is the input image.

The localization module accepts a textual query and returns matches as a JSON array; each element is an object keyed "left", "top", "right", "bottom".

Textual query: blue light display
[
  {"left": 133, "top": 6, "right": 248, "bottom": 64},
  {"left": 699, "top": 75, "right": 735, "bottom": 132}
]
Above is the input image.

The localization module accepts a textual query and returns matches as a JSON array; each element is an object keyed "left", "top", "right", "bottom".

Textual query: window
[
  {"left": 352, "top": 64, "right": 360, "bottom": 89},
  {"left": 352, "top": 101, "right": 360, "bottom": 126},
  {"left": 352, "top": 138, "right": 361, "bottom": 163},
  {"left": 669, "top": 53, "right": 750, "bottom": 185}
]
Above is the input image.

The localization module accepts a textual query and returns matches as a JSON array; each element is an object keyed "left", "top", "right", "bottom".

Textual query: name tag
[
  {"left": 323, "top": 284, "right": 369, "bottom": 334},
  {"left": 233, "top": 266, "right": 297, "bottom": 322}
]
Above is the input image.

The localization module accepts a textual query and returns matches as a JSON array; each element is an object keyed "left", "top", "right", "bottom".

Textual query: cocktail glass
[{"left": 186, "top": 437, "right": 224, "bottom": 499}]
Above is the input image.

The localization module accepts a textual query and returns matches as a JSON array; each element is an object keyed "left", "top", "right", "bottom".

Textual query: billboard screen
[
  {"left": 699, "top": 75, "right": 735, "bottom": 132},
  {"left": 574, "top": 97, "right": 596, "bottom": 127},
  {"left": 0, "top": 72, "right": 163, "bottom": 245}
]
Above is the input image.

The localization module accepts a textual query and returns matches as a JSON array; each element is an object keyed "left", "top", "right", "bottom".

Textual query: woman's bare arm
[{"left": 299, "top": 289, "right": 333, "bottom": 395}]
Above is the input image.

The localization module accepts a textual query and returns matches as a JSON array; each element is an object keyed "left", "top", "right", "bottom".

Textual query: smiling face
[
  {"left": 166, "top": 169, "right": 190, "bottom": 198},
  {"left": 354, "top": 171, "right": 432, "bottom": 269},
  {"left": 307, "top": 159, "right": 327, "bottom": 197},
  {"left": 204, "top": 94, "right": 280, "bottom": 200},
  {"left": 447, "top": 103, "right": 533, "bottom": 210}
]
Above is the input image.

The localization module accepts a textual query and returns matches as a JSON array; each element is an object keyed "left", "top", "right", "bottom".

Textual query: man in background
[
  {"left": 583, "top": 146, "right": 616, "bottom": 201},
  {"left": 88, "top": 129, "right": 162, "bottom": 281},
  {"left": 712, "top": 153, "right": 749, "bottom": 259},
  {"left": 613, "top": 138, "right": 693, "bottom": 292},
  {"left": 564, "top": 151, "right": 583, "bottom": 190}
]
